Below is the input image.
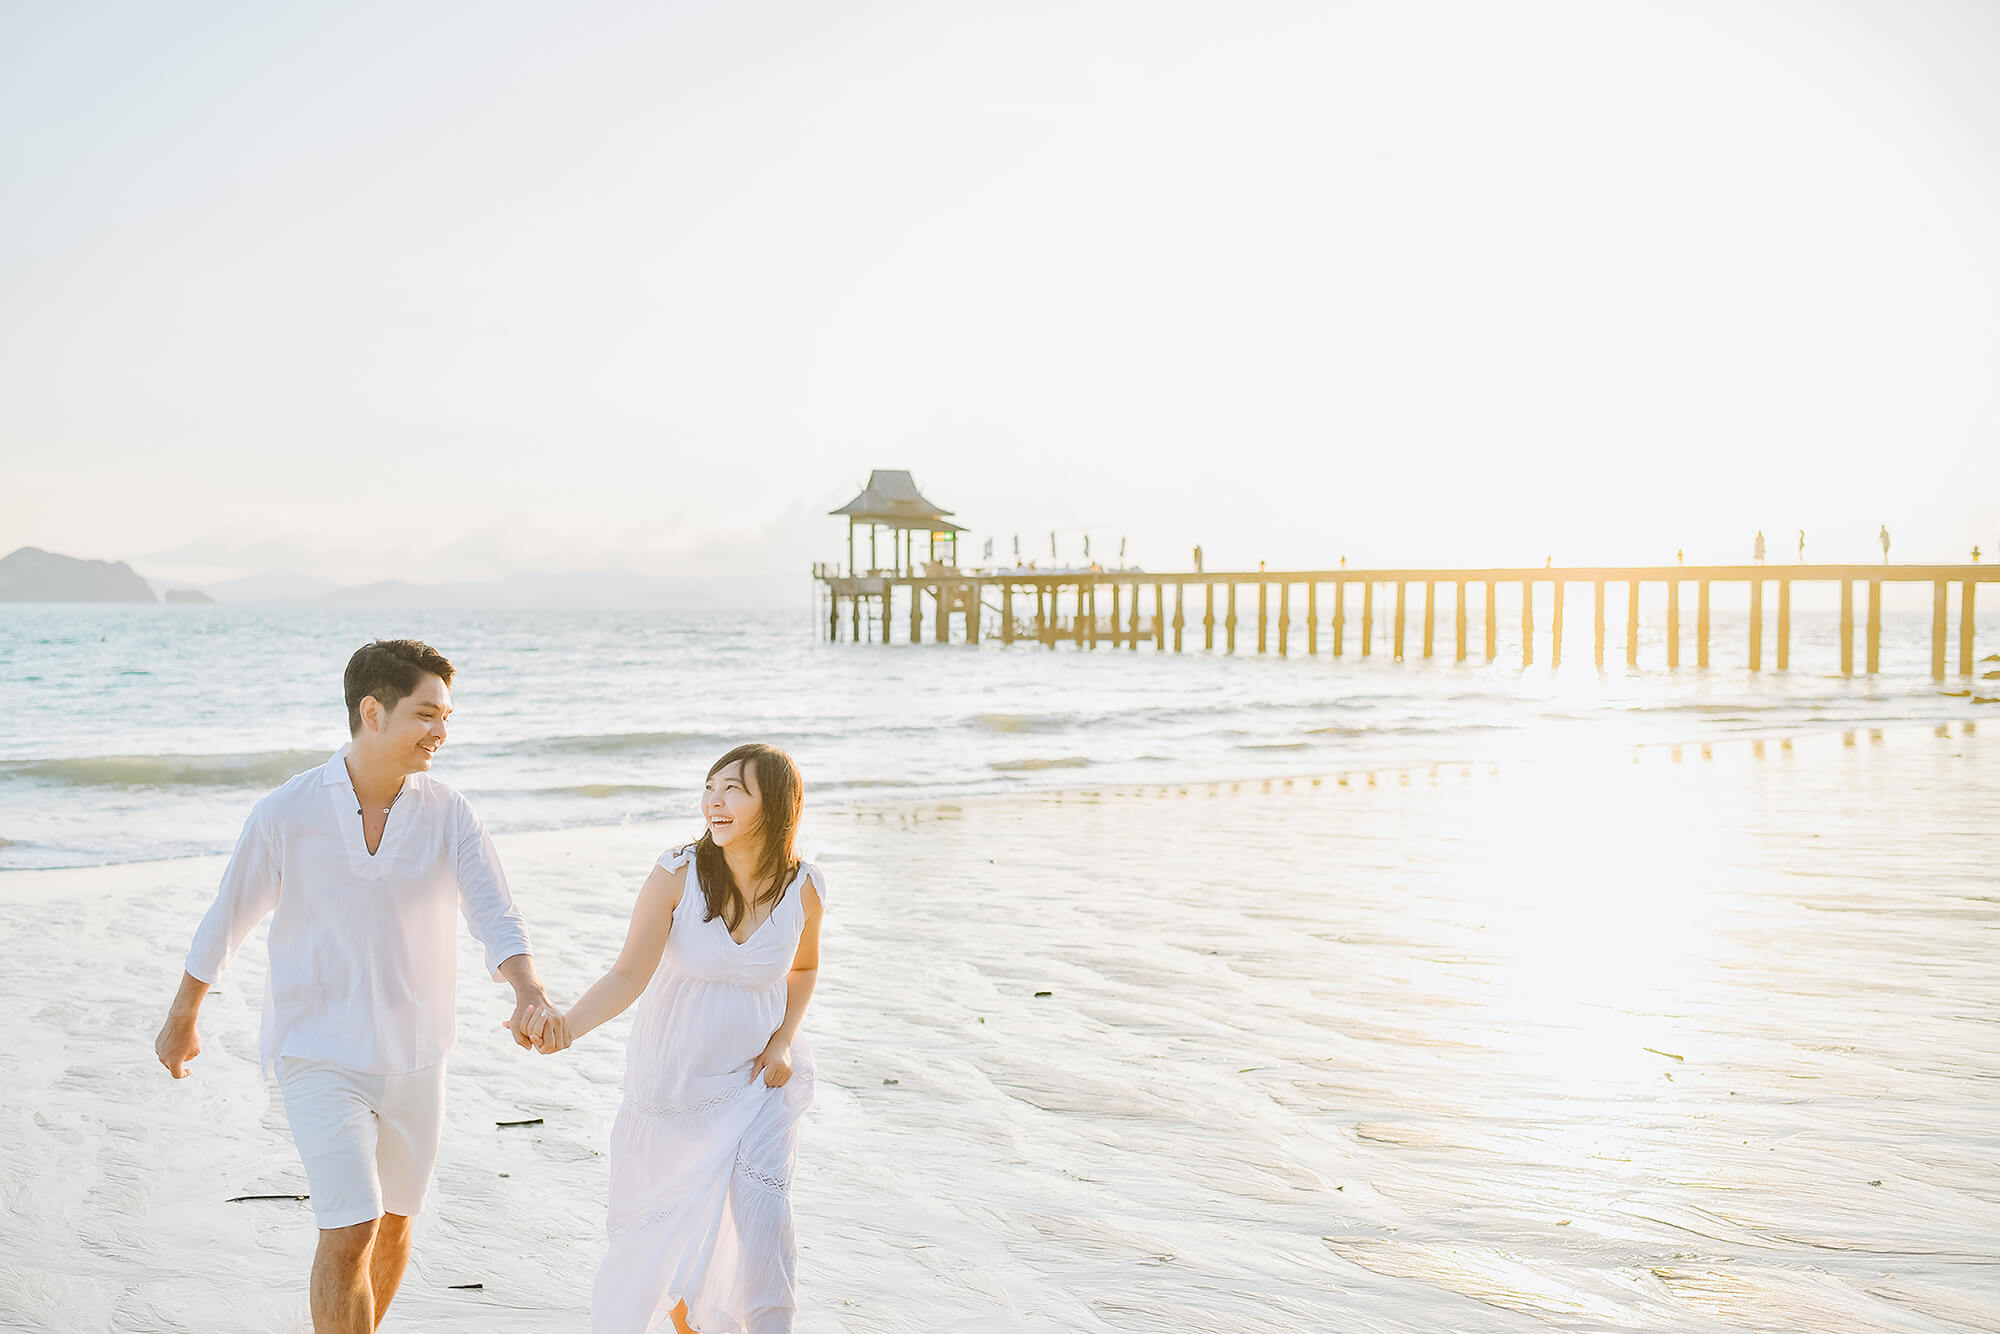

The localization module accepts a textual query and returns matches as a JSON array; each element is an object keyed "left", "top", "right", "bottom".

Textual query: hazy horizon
[{"left": 6, "top": 1, "right": 1998, "bottom": 593}]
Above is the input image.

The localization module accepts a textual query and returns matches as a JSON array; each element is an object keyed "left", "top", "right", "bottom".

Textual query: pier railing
[{"left": 811, "top": 564, "right": 1997, "bottom": 679}]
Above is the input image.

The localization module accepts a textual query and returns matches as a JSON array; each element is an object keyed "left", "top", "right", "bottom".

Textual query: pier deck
[{"left": 812, "top": 563, "right": 1998, "bottom": 678}]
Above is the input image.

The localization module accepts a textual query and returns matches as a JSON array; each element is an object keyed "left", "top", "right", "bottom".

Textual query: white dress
[{"left": 593, "top": 846, "right": 824, "bottom": 1334}]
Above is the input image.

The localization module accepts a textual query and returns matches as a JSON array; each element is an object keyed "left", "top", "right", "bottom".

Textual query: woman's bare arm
[
  {"left": 752, "top": 876, "right": 824, "bottom": 1085},
  {"left": 542, "top": 862, "right": 685, "bottom": 1049}
]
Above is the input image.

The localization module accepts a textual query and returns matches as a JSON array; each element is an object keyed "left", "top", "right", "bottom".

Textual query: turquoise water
[{"left": 1, "top": 601, "right": 1993, "bottom": 869}]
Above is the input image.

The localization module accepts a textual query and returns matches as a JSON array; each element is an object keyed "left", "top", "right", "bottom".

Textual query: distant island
[
  {"left": 163, "top": 588, "right": 215, "bottom": 604},
  {"left": 0, "top": 547, "right": 156, "bottom": 602}
]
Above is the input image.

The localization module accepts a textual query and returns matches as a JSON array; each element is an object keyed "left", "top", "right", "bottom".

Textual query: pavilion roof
[{"left": 829, "top": 470, "right": 965, "bottom": 531}]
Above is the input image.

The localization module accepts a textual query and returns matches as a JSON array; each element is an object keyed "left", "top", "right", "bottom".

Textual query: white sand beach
[{"left": 3, "top": 723, "right": 1996, "bottom": 1332}]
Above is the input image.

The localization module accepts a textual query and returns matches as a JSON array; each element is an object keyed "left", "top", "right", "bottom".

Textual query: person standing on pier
[
  {"left": 1193, "top": 545, "right": 1204, "bottom": 574},
  {"left": 1881, "top": 524, "right": 1893, "bottom": 562},
  {"left": 1754, "top": 531, "right": 1766, "bottom": 563}
]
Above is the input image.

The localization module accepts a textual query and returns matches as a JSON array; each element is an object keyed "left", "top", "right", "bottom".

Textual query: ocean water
[{"left": 1, "top": 600, "right": 1994, "bottom": 870}]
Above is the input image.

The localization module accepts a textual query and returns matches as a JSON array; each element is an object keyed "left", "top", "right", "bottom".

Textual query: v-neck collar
[
  {"left": 692, "top": 859, "right": 803, "bottom": 946},
  {"left": 323, "top": 746, "right": 415, "bottom": 875},
  {"left": 726, "top": 903, "right": 781, "bottom": 948}
]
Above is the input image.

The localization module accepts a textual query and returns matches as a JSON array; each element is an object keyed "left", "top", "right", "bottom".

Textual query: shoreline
[{"left": 0, "top": 714, "right": 1985, "bottom": 879}]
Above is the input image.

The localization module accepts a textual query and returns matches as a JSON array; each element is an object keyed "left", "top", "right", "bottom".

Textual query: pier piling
[
  {"left": 1749, "top": 579, "right": 1763, "bottom": 670},
  {"left": 1593, "top": 580, "right": 1606, "bottom": 668},
  {"left": 1963, "top": 581, "right": 1977, "bottom": 677},
  {"left": 1867, "top": 580, "right": 1882, "bottom": 674},
  {"left": 1484, "top": 580, "right": 1497, "bottom": 662},
  {"left": 1776, "top": 580, "right": 1790, "bottom": 670},
  {"left": 1550, "top": 580, "right": 1565, "bottom": 669},
  {"left": 1521, "top": 578, "right": 1534, "bottom": 668},
  {"left": 1666, "top": 580, "right": 1680, "bottom": 669},
  {"left": 1697, "top": 581, "right": 1710, "bottom": 668},
  {"left": 1933, "top": 580, "right": 1948, "bottom": 680},
  {"left": 1453, "top": 581, "right": 1468, "bottom": 662},
  {"left": 1625, "top": 581, "right": 1640, "bottom": 668},
  {"left": 1839, "top": 580, "right": 1853, "bottom": 675}
]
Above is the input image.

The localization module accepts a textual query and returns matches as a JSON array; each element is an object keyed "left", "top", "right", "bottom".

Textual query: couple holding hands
[{"left": 155, "top": 639, "right": 825, "bottom": 1334}]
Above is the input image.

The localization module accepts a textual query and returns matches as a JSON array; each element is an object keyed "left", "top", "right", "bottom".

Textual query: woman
[{"left": 529, "top": 744, "right": 825, "bottom": 1333}]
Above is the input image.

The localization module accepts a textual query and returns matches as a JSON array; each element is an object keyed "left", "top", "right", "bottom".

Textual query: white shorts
[{"left": 278, "top": 1057, "right": 447, "bottom": 1230}]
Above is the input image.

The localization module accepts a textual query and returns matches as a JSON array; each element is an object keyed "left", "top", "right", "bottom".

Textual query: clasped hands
[{"left": 503, "top": 992, "right": 573, "bottom": 1054}]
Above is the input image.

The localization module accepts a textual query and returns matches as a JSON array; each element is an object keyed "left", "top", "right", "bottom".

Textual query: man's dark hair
[{"left": 344, "top": 639, "right": 455, "bottom": 735}]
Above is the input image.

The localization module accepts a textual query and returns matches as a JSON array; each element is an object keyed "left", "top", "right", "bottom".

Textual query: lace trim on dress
[
  {"left": 625, "top": 1081, "right": 754, "bottom": 1121},
  {"left": 733, "top": 1149, "right": 791, "bottom": 1196},
  {"left": 608, "top": 1195, "right": 690, "bottom": 1237}
]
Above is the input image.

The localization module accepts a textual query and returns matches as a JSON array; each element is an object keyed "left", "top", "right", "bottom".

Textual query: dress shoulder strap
[
  {"left": 798, "top": 861, "right": 827, "bottom": 911},
  {"left": 659, "top": 844, "right": 706, "bottom": 924}
]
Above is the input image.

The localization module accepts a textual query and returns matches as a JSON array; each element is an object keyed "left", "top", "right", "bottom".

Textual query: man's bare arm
[{"left": 155, "top": 972, "right": 211, "bottom": 1078}]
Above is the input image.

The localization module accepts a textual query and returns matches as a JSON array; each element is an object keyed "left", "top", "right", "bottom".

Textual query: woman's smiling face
[{"left": 702, "top": 759, "right": 762, "bottom": 849}]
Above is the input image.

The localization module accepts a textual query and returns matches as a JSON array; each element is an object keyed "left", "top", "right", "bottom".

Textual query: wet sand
[{"left": 2, "top": 723, "right": 1996, "bottom": 1332}]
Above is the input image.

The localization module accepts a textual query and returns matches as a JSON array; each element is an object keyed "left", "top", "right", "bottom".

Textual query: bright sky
[{"left": 4, "top": 1, "right": 1997, "bottom": 592}]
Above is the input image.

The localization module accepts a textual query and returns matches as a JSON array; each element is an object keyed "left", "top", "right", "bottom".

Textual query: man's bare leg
[
  {"left": 311, "top": 1219, "right": 378, "bottom": 1334},
  {"left": 369, "top": 1213, "right": 414, "bottom": 1328}
]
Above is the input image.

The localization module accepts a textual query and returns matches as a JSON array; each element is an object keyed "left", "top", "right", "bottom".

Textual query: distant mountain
[
  {"left": 0, "top": 547, "right": 157, "bottom": 602},
  {"left": 163, "top": 588, "right": 216, "bottom": 604}
]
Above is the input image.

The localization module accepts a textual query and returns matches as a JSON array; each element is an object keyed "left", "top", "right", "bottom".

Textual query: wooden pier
[{"left": 811, "top": 563, "right": 1998, "bottom": 679}]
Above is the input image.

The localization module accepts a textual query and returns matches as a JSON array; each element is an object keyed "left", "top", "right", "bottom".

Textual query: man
[{"left": 154, "top": 639, "right": 555, "bottom": 1333}]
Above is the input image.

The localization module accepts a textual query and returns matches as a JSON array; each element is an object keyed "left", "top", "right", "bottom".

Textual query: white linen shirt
[{"left": 184, "top": 746, "right": 532, "bottom": 1077}]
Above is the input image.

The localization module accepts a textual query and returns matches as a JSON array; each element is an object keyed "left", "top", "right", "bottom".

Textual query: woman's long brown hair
[{"left": 689, "top": 743, "right": 803, "bottom": 933}]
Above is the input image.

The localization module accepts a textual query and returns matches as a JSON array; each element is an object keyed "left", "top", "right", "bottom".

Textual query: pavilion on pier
[{"left": 829, "top": 470, "right": 965, "bottom": 575}]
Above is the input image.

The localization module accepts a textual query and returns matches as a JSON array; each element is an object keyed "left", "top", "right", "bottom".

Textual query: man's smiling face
[{"left": 372, "top": 673, "right": 452, "bottom": 774}]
